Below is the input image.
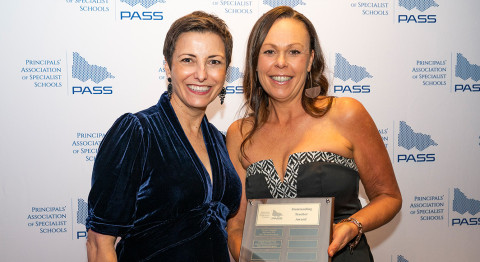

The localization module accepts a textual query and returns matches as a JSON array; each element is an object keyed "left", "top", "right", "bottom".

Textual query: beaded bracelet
[{"left": 339, "top": 217, "right": 363, "bottom": 254}]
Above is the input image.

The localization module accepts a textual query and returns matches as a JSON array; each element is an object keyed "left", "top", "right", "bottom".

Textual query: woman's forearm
[
  {"left": 228, "top": 229, "right": 243, "bottom": 262},
  {"left": 351, "top": 193, "right": 402, "bottom": 232},
  {"left": 86, "top": 229, "right": 118, "bottom": 262}
]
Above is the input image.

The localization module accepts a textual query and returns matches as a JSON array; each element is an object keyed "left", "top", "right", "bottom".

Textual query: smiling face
[
  {"left": 257, "top": 18, "right": 314, "bottom": 103},
  {"left": 165, "top": 31, "right": 227, "bottom": 112}
]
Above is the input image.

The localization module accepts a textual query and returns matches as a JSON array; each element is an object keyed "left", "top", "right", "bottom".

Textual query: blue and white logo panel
[
  {"left": 211, "top": 0, "right": 254, "bottom": 14},
  {"left": 26, "top": 205, "right": 69, "bottom": 235},
  {"left": 70, "top": 52, "right": 115, "bottom": 95},
  {"left": 333, "top": 53, "right": 373, "bottom": 94},
  {"left": 23, "top": 196, "right": 88, "bottom": 240},
  {"left": 395, "top": 121, "right": 437, "bottom": 163},
  {"left": 20, "top": 58, "right": 64, "bottom": 88},
  {"left": 399, "top": 0, "right": 439, "bottom": 12},
  {"left": 118, "top": 0, "right": 165, "bottom": 21},
  {"left": 408, "top": 193, "right": 445, "bottom": 222},
  {"left": 453, "top": 53, "right": 480, "bottom": 93},
  {"left": 65, "top": 0, "right": 111, "bottom": 13},
  {"left": 120, "top": 0, "right": 165, "bottom": 8},
  {"left": 348, "top": 1, "right": 390, "bottom": 17},
  {"left": 396, "top": 0, "right": 439, "bottom": 24},
  {"left": 410, "top": 58, "right": 448, "bottom": 88},
  {"left": 347, "top": 0, "right": 440, "bottom": 21},
  {"left": 72, "top": 197, "right": 89, "bottom": 240},
  {"left": 397, "top": 255, "right": 409, "bottom": 262},
  {"left": 406, "top": 187, "right": 480, "bottom": 227},
  {"left": 71, "top": 132, "right": 105, "bottom": 163},
  {"left": 263, "top": 0, "right": 306, "bottom": 8},
  {"left": 225, "top": 66, "right": 244, "bottom": 95},
  {"left": 450, "top": 188, "right": 480, "bottom": 226}
]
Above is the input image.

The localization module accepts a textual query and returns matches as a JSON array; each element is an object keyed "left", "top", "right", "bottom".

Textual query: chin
[
  {"left": 270, "top": 92, "right": 295, "bottom": 100},
  {"left": 186, "top": 99, "right": 213, "bottom": 109}
]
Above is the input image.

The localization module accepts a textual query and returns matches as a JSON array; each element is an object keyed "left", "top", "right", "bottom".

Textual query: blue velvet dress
[{"left": 86, "top": 93, "right": 242, "bottom": 261}]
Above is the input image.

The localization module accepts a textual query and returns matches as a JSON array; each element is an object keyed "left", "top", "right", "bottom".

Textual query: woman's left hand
[{"left": 327, "top": 221, "right": 359, "bottom": 257}]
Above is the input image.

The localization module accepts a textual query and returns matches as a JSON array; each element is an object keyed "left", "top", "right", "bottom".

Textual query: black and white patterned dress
[{"left": 245, "top": 151, "right": 373, "bottom": 261}]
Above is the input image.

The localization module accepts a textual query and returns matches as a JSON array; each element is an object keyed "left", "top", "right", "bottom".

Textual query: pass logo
[
  {"left": 451, "top": 188, "right": 480, "bottom": 226},
  {"left": 71, "top": 52, "right": 115, "bottom": 95},
  {"left": 397, "top": 0, "right": 438, "bottom": 24},
  {"left": 333, "top": 53, "right": 372, "bottom": 94},
  {"left": 454, "top": 53, "right": 480, "bottom": 92},
  {"left": 225, "top": 66, "right": 244, "bottom": 94},
  {"left": 119, "top": 0, "right": 165, "bottom": 21},
  {"left": 263, "top": 0, "right": 306, "bottom": 8},
  {"left": 396, "top": 121, "right": 437, "bottom": 163}
]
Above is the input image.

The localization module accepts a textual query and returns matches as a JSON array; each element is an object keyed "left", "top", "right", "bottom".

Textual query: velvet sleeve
[{"left": 86, "top": 113, "right": 146, "bottom": 237}]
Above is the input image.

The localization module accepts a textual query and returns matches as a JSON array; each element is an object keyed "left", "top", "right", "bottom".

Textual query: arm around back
[{"left": 226, "top": 120, "right": 249, "bottom": 262}]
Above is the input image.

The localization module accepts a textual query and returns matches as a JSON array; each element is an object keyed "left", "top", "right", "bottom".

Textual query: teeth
[
  {"left": 271, "top": 76, "right": 292, "bottom": 82},
  {"left": 188, "top": 85, "right": 210, "bottom": 92}
]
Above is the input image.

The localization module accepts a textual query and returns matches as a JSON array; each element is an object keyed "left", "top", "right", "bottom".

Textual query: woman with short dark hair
[{"left": 86, "top": 11, "right": 241, "bottom": 262}]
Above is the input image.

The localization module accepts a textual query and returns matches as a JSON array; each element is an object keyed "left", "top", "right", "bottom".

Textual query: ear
[
  {"left": 307, "top": 50, "right": 314, "bottom": 72},
  {"left": 164, "top": 59, "right": 172, "bottom": 78}
]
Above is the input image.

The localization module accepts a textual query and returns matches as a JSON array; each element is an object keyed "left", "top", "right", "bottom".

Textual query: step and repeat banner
[{"left": 1, "top": 0, "right": 479, "bottom": 261}]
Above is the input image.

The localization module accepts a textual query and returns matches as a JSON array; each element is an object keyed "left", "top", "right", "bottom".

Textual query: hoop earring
[
  {"left": 167, "top": 77, "right": 172, "bottom": 100},
  {"left": 305, "top": 71, "right": 321, "bottom": 98},
  {"left": 219, "top": 87, "right": 226, "bottom": 105}
]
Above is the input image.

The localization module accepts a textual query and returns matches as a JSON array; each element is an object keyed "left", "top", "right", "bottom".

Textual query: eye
[
  {"left": 289, "top": 49, "right": 301, "bottom": 55},
  {"left": 181, "top": 58, "right": 192, "bottom": 63},
  {"left": 263, "top": 49, "right": 275, "bottom": 55},
  {"left": 209, "top": 59, "right": 223, "bottom": 65}
]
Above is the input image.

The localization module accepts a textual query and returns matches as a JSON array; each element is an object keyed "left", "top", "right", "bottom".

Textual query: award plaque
[{"left": 239, "top": 197, "right": 334, "bottom": 262}]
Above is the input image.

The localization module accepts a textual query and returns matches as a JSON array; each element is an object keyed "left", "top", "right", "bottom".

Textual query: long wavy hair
[{"left": 240, "top": 6, "right": 333, "bottom": 160}]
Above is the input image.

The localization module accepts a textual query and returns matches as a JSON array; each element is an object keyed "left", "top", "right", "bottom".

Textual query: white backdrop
[{"left": 1, "top": 0, "right": 479, "bottom": 261}]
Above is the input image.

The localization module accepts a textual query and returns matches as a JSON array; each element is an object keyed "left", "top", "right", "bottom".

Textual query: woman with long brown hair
[{"left": 227, "top": 6, "right": 401, "bottom": 261}]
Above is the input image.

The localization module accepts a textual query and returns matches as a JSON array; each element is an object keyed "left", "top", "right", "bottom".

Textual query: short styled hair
[{"left": 163, "top": 11, "right": 233, "bottom": 68}]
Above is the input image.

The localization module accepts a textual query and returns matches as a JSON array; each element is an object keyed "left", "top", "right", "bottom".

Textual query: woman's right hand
[{"left": 86, "top": 229, "right": 118, "bottom": 262}]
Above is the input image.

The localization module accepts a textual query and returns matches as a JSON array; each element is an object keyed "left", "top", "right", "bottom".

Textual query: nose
[
  {"left": 195, "top": 63, "right": 207, "bottom": 81},
  {"left": 275, "top": 53, "right": 287, "bottom": 68}
]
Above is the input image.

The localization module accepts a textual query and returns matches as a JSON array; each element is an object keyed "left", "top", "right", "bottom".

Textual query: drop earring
[
  {"left": 219, "top": 87, "right": 226, "bottom": 105},
  {"left": 167, "top": 77, "right": 172, "bottom": 100},
  {"left": 305, "top": 71, "right": 321, "bottom": 98}
]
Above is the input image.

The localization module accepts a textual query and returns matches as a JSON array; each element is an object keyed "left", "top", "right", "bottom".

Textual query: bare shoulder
[
  {"left": 328, "top": 97, "right": 371, "bottom": 127},
  {"left": 226, "top": 119, "right": 242, "bottom": 138},
  {"left": 226, "top": 117, "right": 255, "bottom": 156},
  {"left": 226, "top": 118, "right": 254, "bottom": 170},
  {"left": 227, "top": 117, "right": 254, "bottom": 141}
]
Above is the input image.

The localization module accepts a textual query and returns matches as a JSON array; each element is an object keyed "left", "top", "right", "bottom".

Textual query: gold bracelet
[{"left": 339, "top": 217, "right": 363, "bottom": 254}]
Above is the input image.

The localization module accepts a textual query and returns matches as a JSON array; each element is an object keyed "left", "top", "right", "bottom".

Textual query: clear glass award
[{"left": 239, "top": 197, "right": 334, "bottom": 262}]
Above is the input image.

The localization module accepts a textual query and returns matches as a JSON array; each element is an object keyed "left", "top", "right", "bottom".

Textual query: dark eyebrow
[
  {"left": 178, "top": 53, "right": 196, "bottom": 57},
  {"left": 177, "top": 54, "right": 225, "bottom": 60},
  {"left": 261, "top": 43, "right": 306, "bottom": 49},
  {"left": 208, "top": 55, "right": 225, "bottom": 60}
]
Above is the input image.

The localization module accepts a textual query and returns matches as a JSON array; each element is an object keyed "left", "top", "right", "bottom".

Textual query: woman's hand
[{"left": 327, "top": 221, "right": 359, "bottom": 257}]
